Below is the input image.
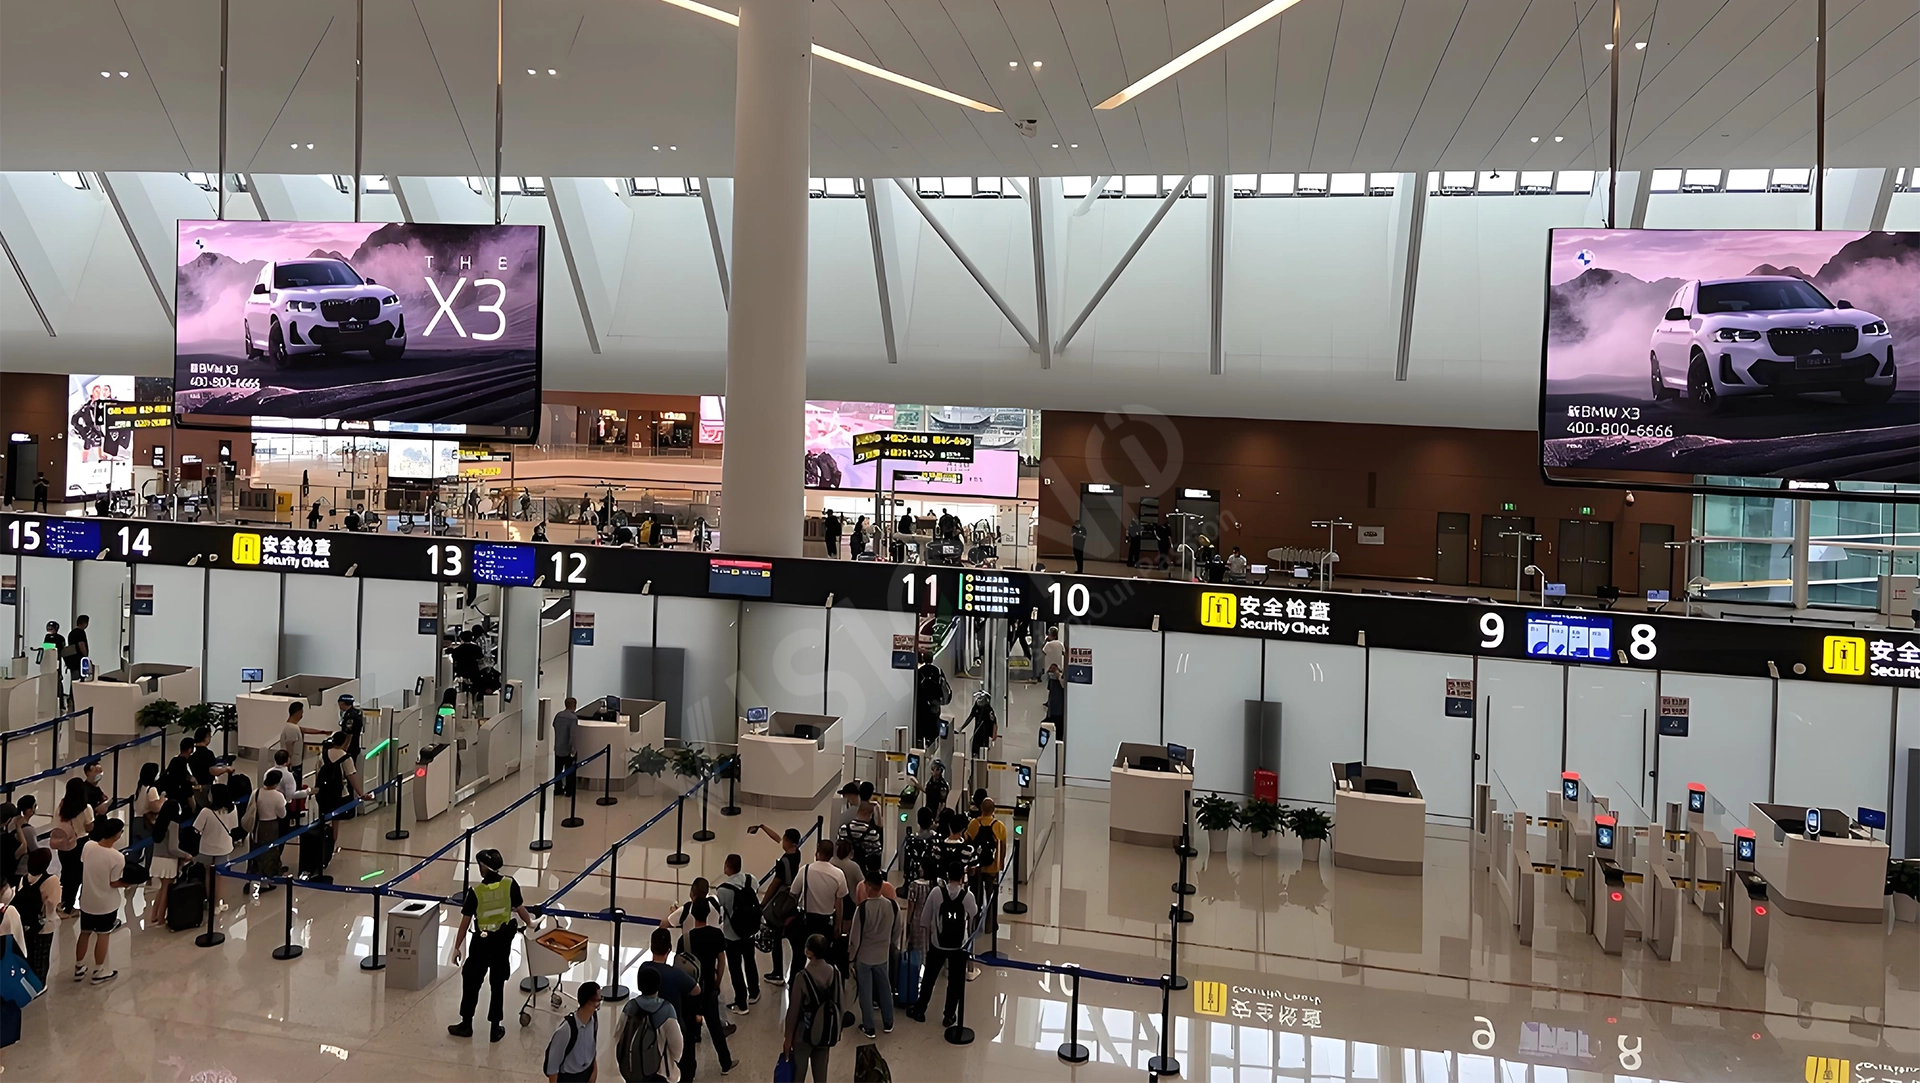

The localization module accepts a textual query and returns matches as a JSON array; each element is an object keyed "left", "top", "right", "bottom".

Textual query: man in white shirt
[
  {"left": 714, "top": 853, "right": 759, "bottom": 1014},
  {"left": 278, "top": 701, "right": 323, "bottom": 786},
  {"left": 791, "top": 840, "right": 847, "bottom": 967},
  {"left": 1041, "top": 628, "right": 1065, "bottom": 681},
  {"left": 75, "top": 818, "right": 128, "bottom": 984}
]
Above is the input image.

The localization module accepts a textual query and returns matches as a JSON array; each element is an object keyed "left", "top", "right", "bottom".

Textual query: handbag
[
  {"left": 0, "top": 935, "right": 45, "bottom": 1008},
  {"left": 772, "top": 1054, "right": 796, "bottom": 1083}
]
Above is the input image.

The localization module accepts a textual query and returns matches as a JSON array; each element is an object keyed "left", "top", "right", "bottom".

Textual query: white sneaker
[
  {"left": 90, "top": 969, "right": 118, "bottom": 984},
  {"left": 72, "top": 966, "right": 87, "bottom": 983}
]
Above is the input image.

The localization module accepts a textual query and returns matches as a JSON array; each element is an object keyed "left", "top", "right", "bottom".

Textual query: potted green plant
[
  {"left": 1289, "top": 806, "right": 1332, "bottom": 862},
  {"left": 1889, "top": 860, "right": 1920, "bottom": 923},
  {"left": 1239, "top": 798, "right": 1288, "bottom": 857},
  {"left": 136, "top": 698, "right": 183, "bottom": 732},
  {"left": 629, "top": 744, "right": 669, "bottom": 797},
  {"left": 667, "top": 745, "right": 716, "bottom": 784},
  {"left": 181, "top": 700, "right": 235, "bottom": 737},
  {"left": 1194, "top": 794, "right": 1239, "bottom": 854}
]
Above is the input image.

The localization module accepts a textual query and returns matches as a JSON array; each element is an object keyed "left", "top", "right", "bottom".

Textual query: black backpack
[
  {"left": 935, "top": 883, "right": 969, "bottom": 950},
  {"left": 720, "top": 880, "right": 762, "bottom": 939},
  {"left": 797, "top": 969, "right": 842, "bottom": 1049},
  {"left": 616, "top": 1003, "right": 668, "bottom": 1082}
]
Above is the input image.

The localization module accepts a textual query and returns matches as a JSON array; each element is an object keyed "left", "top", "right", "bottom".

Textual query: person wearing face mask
[
  {"left": 545, "top": 980, "right": 602, "bottom": 1083},
  {"left": 448, "top": 848, "right": 537, "bottom": 1043}
]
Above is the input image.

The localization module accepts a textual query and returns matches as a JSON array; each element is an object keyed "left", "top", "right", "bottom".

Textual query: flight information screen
[
  {"left": 471, "top": 543, "right": 538, "bottom": 585},
  {"left": 710, "top": 558, "right": 773, "bottom": 597},
  {"left": 43, "top": 520, "right": 102, "bottom": 559}
]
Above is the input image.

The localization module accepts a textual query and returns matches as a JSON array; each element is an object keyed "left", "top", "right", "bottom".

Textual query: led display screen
[
  {"left": 709, "top": 558, "right": 773, "bottom": 597},
  {"left": 41, "top": 519, "right": 101, "bottom": 558},
  {"left": 173, "top": 221, "right": 544, "bottom": 438},
  {"left": 471, "top": 543, "right": 538, "bottom": 586},
  {"left": 1525, "top": 612, "right": 1612, "bottom": 660},
  {"left": 1541, "top": 229, "right": 1917, "bottom": 493}
]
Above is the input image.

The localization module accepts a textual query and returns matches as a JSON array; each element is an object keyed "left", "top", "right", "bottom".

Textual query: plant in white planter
[
  {"left": 1889, "top": 860, "right": 1920, "bottom": 923},
  {"left": 1288, "top": 807, "right": 1331, "bottom": 862},
  {"left": 1240, "top": 798, "right": 1287, "bottom": 857},
  {"left": 629, "top": 744, "right": 669, "bottom": 796},
  {"left": 1194, "top": 794, "right": 1239, "bottom": 854}
]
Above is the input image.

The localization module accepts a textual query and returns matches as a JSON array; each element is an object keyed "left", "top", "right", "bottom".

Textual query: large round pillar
[{"left": 719, "top": 0, "right": 812, "bottom": 557}]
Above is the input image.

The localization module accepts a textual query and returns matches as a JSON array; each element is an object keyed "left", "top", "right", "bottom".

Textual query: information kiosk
[
  {"left": 1748, "top": 803, "right": 1890, "bottom": 922},
  {"left": 1331, "top": 762, "right": 1425, "bottom": 875},
  {"left": 740, "top": 711, "right": 843, "bottom": 810},
  {"left": 1109, "top": 743, "right": 1194, "bottom": 847}
]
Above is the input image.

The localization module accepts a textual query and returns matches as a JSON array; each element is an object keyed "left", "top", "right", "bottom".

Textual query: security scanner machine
[
  {"left": 1747, "top": 803, "right": 1889, "bottom": 922},
  {"left": 72, "top": 664, "right": 202, "bottom": 740},
  {"left": 31, "top": 638, "right": 62, "bottom": 717},
  {"left": 1587, "top": 814, "right": 1630, "bottom": 954},
  {"left": 572, "top": 695, "right": 667, "bottom": 794},
  {"left": 1109, "top": 742, "right": 1194, "bottom": 847},
  {"left": 1677, "top": 782, "right": 1726, "bottom": 918},
  {"left": 740, "top": 711, "right": 843, "bottom": 809},
  {"left": 1331, "top": 762, "right": 1425, "bottom": 875},
  {"left": 1723, "top": 827, "right": 1770, "bottom": 968},
  {"left": 1586, "top": 796, "right": 1683, "bottom": 960},
  {"left": 1535, "top": 772, "right": 1609, "bottom": 904},
  {"left": 237, "top": 674, "right": 358, "bottom": 752},
  {"left": 410, "top": 679, "right": 527, "bottom": 820}
]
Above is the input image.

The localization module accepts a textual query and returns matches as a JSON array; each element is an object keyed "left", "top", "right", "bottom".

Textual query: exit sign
[
  {"left": 1580, "top": 506, "right": 1593, "bottom": 515},
  {"left": 1501, "top": 502, "right": 1516, "bottom": 511}
]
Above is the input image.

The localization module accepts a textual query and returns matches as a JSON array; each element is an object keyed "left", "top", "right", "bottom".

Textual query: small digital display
[
  {"left": 1804, "top": 808, "right": 1821, "bottom": 839},
  {"left": 1857, "top": 807, "right": 1887, "bottom": 830},
  {"left": 1544, "top": 582, "right": 1568, "bottom": 597},
  {"left": 415, "top": 676, "right": 427, "bottom": 696},
  {"left": 435, "top": 704, "right": 453, "bottom": 735},
  {"left": 1016, "top": 764, "right": 1033, "bottom": 789},
  {"left": 1166, "top": 743, "right": 1188, "bottom": 766},
  {"left": 1688, "top": 789, "right": 1706, "bottom": 814},
  {"left": 1525, "top": 612, "right": 1612, "bottom": 660},
  {"left": 1646, "top": 589, "right": 1670, "bottom": 602},
  {"left": 472, "top": 543, "right": 538, "bottom": 586},
  {"left": 906, "top": 752, "right": 921, "bottom": 778},
  {"left": 1736, "top": 835, "right": 1756, "bottom": 863},
  {"left": 79, "top": 657, "right": 92, "bottom": 678},
  {"left": 746, "top": 706, "right": 770, "bottom": 724},
  {"left": 604, "top": 694, "right": 620, "bottom": 713},
  {"left": 502, "top": 683, "right": 514, "bottom": 704},
  {"left": 709, "top": 558, "right": 773, "bottom": 597},
  {"left": 241, "top": 667, "right": 264, "bottom": 683},
  {"left": 1037, "top": 727, "right": 1051, "bottom": 750},
  {"left": 1563, "top": 778, "right": 1581, "bottom": 802},
  {"left": 1595, "top": 823, "right": 1615, "bottom": 850},
  {"left": 42, "top": 519, "right": 102, "bottom": 559},
  {"left": 958, "top": 571, "right": 1019, "bottom": 616}
]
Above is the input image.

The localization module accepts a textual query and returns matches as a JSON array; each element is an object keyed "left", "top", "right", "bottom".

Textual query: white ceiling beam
[
  {"left": 1028, "top": 175, "right": 1051, "bottom": 370},
  {"left": 1583, "top": 170, "right": 1649, "bottom": 228},
  {"left": 1821, "top": 167, "right": 1896, "bottom": 230},
  {"left": 698, "top": 177, "right": 733, "bottom": 310},
  {"left": 545, "top": 177, "right": 636, "bottom": 355},
  {"left": 863, "top": 179, "right": 899, "bottom": 364},
  {"left": 892, "top": 179, "right": 1038, "bottom": 353},
  {"left": 1386, "top": 172, "right": 1427, "bottom": 382},
  {"left": 1206, "top": 174, "right": 1229, "bottom": 376},
  {"left": 1056, "top": 176, "right": 1194, "bottom": 353}
]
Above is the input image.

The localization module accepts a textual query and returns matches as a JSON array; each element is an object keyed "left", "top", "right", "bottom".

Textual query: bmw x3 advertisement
[
  {"left": 1541, "top": 228, "right": 1918, "bottom": 489},
  {"left": 173, "top": 221, "right": 543, "bottom": 437}
]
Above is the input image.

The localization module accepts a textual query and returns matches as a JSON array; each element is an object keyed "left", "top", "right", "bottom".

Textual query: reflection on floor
[{"left": 5, "top": 671, "right": 1916, "bottom": 1083}]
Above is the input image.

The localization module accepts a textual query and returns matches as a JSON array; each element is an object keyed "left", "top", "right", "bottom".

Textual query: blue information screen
[
  {"left": 1526, "top": 612, "right": 1612, "bottom": 660},
  {"left": 472, "top": 543, "right": 537, "bottom": 585},
  {"left": 709, "top": 558, "right": 773, "bottom": 597},
  {"left": 43, "top": 519, "right": 101, "bottom": 558}
]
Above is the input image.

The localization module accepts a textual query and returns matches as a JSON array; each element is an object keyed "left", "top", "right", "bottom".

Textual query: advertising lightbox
[
  {"left": 1540, "top": 229, "right": 1917, "bottom": 496},
  {"left": 173, "top": 221, "right": 544, "bottom": 439}
]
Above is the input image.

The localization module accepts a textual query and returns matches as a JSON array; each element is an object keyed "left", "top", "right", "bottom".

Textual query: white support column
[
  {"left": 1028, "top": 176, "right": 1052, "bottom": 368},
  {"left": 1206, "top": 174, "right": 1230, "bottom": 375},
  {"left": 1584, "top": 172, "right": 1650, "bottom": 228},
  {"left": 699, "top": 177, "right": 734, "bottom": 309},
  {"left": 1387, "top": 172, "right": 1428, "bottom": 382},
  {"left": 862, "top": 178, "right": 920, "bottom": 365},
  {"left": 719, "top": 0, "right": 812, "bottom": 558},
  {"left": 1790, "top": 499, "right": 1811, "bottom": 611},
  {"left": 1822, "top": 168, "right": 1896, "bottom": 231},
  {"left": 545, "top": 177, "right": 634, "bottom": 355},
  {"left": 0, "top": 171, "right": 111, "bottom": 336}
]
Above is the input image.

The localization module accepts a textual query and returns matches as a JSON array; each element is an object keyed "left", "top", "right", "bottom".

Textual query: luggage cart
[{"left": 518, "top": 924, "right": 589, "bottom": 1028}]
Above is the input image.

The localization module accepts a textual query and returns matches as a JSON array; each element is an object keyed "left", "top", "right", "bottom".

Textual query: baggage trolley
[{"left": 518, "top": 923, "right": 589, "bottom": 1028}]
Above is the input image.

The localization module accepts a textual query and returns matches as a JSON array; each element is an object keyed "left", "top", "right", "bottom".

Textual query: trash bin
[{"left": 385, "top": 899, "right": 442, "bottom": 990}]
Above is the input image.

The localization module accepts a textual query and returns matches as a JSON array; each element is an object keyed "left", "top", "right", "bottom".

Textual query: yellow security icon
[
  {"left": 232, "top": 532, "right": 261, "bottom": 566},
  {"left": 1805, "top": 1056, "right": 1849, "bottom": 1083},
  {"left": 1200, "top": 592, "right": 1237, "bottom": 629},
  {"left": 1821, "top": 636, "right": 1866, "bottom": 676},
  {"left": 1192, "top": 980, "right": 1228, "bottom": 1017}
]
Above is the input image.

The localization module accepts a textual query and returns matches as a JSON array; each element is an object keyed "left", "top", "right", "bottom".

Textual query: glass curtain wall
[{"left": 1694, "top": 477, "right": 1920, "bottom": 607}]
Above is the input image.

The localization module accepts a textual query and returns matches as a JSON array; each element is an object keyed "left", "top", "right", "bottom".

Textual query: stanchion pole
[
  {"left": 1167, "top": 894, "right": 1188, "bottom": 991},
  {"left": 1175, "top": 788, "right": 1197, "bottom": 858},
  {"left": 692, "top": 775, "right": 715, "bottom": 843},
  {"left": 272, "top": 874, "right": 303, "bottom": 960},
  {"left": 1146, "top": 974, "right": 1180, "bottom": 1077},
  {"left": 111, "top": 748, "right": 121, "bottom": 806},
  {"left": 720, "top": 758, "right": 741, "bottom": 816},
  {"left": 667, "top": 795, "right": 691, "bottom": 867},
  {"left": 596, "top": 750, "right": 618, "bottom": 807},
  {"left": 1057, "top": 964, "right": 1090, "bottom": 1064},
  {"left": 462, "top": 830, "right": 474, "bottom": 898},
  {"left": 562, "top": 758, "right": 584, "bottom": 828},
  {"left": 944, "top": 949, "right": 975, "bottom": 1046},
  {"left": 603, "top": 906, "right": 629, "bottom": 1001},
  {"left": 360, "top": 891, "right": 385, "bottom": 971},
  {"left": 1002, "top": 839, "right": 1028, "bottom": 915},
  {"left": 530, "top": 779, "right": 553, "bottom": 852},
  {"left": 386, "top": 773, "right": 409, "bottom": 841},
  {"left": 194, "top": 867, "right": 226, "bottom": 948}
]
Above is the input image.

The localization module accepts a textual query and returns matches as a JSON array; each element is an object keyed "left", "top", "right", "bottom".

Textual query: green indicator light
[
  {"left": 359, "top": 869, "right": 387, "bottom": 882},
  {"left": 364, "top": 738, "right": 392, "bottom": 760}
]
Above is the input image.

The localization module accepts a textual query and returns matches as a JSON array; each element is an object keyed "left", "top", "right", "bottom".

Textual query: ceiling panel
[
  {"left": 1051, "top": 0, "right": 1152, "bottom": 171},
  {"left": 1392, "top": 0, "right": 1532, "bottom": 168},
  {"left": 1164, "top": 0, "right": 1231, "bottom": 169},
  {"left": 1310, "top": 0, "right": 1405, "bottom": 170},
  {"left": 1267, "top": 0, "right": 1344, "bottom": 168},
  {"left": 1347, "top": 0, "right": 1467, "bottom": 170},
  {"left": 1107, "top": 0, "right": 1192, "bottom": 169}
]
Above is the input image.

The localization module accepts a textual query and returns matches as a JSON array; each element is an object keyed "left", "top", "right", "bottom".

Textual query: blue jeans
[
  {"left": 856, "top": 961, "right": 894, "bottom": 1032},
  {"left": 896, "top": 949, "right": 923, "bottom": 1007}
]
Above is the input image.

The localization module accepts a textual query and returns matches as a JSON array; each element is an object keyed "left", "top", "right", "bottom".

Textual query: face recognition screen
[
  {"left": 1595, "top": 823, "right": 1615, "bottom": 850},
  {"left": 1563, "top": 778, "right": 1580, "bottom": 802},
  {"left": 1736, "top": 836, "right": 1756, "bottom": 862},
  {"left": 1688, "top": 789, "right": 1706, "bottom": 813}
]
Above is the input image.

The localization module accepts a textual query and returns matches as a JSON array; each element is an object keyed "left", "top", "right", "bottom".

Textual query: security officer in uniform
[
  {"left": 449, "top": 848, "right": 537, "bottom": 1042},
  {"left": 335, "top": 693, "right": 366, "bottom": 758}
]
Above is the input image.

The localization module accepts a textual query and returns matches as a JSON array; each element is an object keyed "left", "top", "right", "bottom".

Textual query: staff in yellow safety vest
[{"left": 448, "top": 848, "right": 537, "bottom": 1043}]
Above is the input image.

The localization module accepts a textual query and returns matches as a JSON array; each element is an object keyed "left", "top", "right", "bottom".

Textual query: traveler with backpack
[
  {"left": 683, "top": 898, "right": 737, "bottom": 1075},
  {"left": 618, "top": 966, "right": 685, "bottom": 1082},
  {"left": 781, "top": 934, "right": 842, "bottom": 1083},
  {"left": 544, "top": 980, "right": 602, "bottom": 1083},
  {"left": 448, "top": 848, "right": 537, "bottom": 1042},
  {"left": 847, "top": 867, "right": 900, "bottom": 1038},
  {"left": 907, "top": 866, "right": 977, "bottom": 1028},
  {"left": 713, "top": 854, "right": 760, "bottom": 1014},
  {"left": 750, "top": 824, "right": 802, "bottom": 985},
  {"left": 638, "top": 927, "right": 700, "bottom": 1081}
]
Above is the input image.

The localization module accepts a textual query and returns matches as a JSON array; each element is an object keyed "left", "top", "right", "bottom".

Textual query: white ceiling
[{"left": 2, "top": 0, "right": 1914, "bottom": 178}]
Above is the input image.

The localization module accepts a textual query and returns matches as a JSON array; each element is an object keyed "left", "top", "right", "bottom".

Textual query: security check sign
[{"left": 1200, "top": 589, "right": 1333, "bottom": 638}]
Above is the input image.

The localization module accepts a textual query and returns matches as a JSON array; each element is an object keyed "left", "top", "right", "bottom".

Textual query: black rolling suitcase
[
  {"left": 168, "top": 865, "right": 207, "bottom": 931},
  {"left": 299, "top": 821, "right": 335, "bottom": 880}
]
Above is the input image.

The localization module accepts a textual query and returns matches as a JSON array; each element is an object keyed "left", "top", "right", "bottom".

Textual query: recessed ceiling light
[
  {"left": 1604, "top": 42, "right": 1614, "bottom": 50},
  {"left": 1530, "top": 136, "right": 1540, "bottom": 142},
  {"left": 1008, "top": 61, "right": 1018, "bottom": 68},
  {"left": 652, "top": 145, "right": 660, "bottom": 151},
  {"left": 118, "top": 71, "right": 128, "bottom": 78},
  {"left": 1031, "top": 61, "right": 1042, "bottom": 69},
  {"left": 290, "top": 143, "right": 298, "bottom": 149},
  {"left": 669, "top": 145, "right": 677, "bottom": 151},
  {"left": 1554, "top": 135, "right": 1564, "bottom": 142},
  {"left": 547, "top": 69, "right": 557, "bottom": 75},
  {"left": 1634, "top": 41, "right": 1646, "bottom": 49},
  {"left": 306, "top": 143, "right": 314, "bottom": 149},
  {"left": 100, "top": 71, "right": 111, "bottom": 77},
  {"left": 1097, "top": 0, "right": 1306, "bottom": 109},
  {"left": 1069, "top": 143, "right": 1079, "bottom": 148},
  {"left": 527, "top": 68, "right": 537, "bottom": 75},
  {"left": 1051, "top": 143, "right": 1060, "bottom": 148}
]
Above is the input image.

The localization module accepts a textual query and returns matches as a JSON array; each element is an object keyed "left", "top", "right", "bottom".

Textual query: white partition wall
[
  {"left": 1062, "top": 625, "right": 1161, "bottom": 783},
  {"left": 72, "top": 560, "right": 126, "bottom": 672},
  {"left": 1479, "top": 658, "right": 1565, "bottom": 819},
  {"left": 1896, "top": 688, "right": 1919, "bottom": 858},
  {"left": 1654, "top": 673, "right": 1773, "bottom": 816},
  {"left": 204, "top": 569, "right": 281, "bottom": 704},
  {"left": 17, "top": 555, "right": 72, "bottom": 655},
  {"left": 1774, "top": 681, "right": 1893, "bottom": 818},
  {"left": 281, "top": 574, "right": 358, "bottom": 679},
  {"left": 826, "top": 607, "right": 913, "bottom": 751},
  {"left": 1565, "top": 667, "right": 1656, "bottom": 812},
  {"left": 655, "top": 596, "right": 738, "bottom": 747},
  {"left": 1264, "top": 640, "right": 1366, "bottom": 805},
  {"left": 1163, "top": 632, "right": 1261, "bottom": 796},
  {"left": 130, "top": 565, "right": 203, "bottom": 668},
  {"left": 1365, "top": 649, "right": 1477, "bottom": 820},
  {"left": 357, "top": 578, "right": 436, "bottom": 706},
  {"left": 739, "top": 602, "right": 827, "bottom": 719},
  {"left": 567, "top": 591, "right": 657, "bottom": 703}
]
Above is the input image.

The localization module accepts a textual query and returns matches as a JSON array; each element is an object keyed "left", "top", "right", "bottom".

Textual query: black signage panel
[{"left": 3, "top": 512, "right": 1912, "bottom": 689}]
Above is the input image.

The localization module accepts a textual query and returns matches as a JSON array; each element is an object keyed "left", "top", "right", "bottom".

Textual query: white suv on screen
[
  {"left": 1649, "top": 276, "right": 1894, "bottom": 410},
  {"left": 243, "top": 258, "right": 406, "bottom": 364}
]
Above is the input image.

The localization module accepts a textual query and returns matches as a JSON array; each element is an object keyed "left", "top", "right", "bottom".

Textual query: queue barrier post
[
  {"left": 1146, "top": 974, "right": 1181, "bottom": 1078},
  {"left": 667, "top": 795, "right": 691, "bottom": 867},
  {"left": 1057, "top": 964, "right": 1090, "bottom": 1064},
  {"left": 603, "top": 908, "right": 629, "bottom": 1002},
  {"left": 386, "top": 771, "right": 410, "bottom": 842},
  {"left": 360, "top": 891, "right": 385, "bottom": 971},
  {"left": 944, "top": 949, "right": 975, "bottom": 1046},
  {"left": 462, "top": 830, "right": 474, "bottom": 898},
  {"left": 561, "top": 756, "right": 585, "bottom": 828},
  {"left": 721, "top": 761, "right": 741, "bottom": 817},
  {"left": 1002, "top": 838, "right": 1028, "bottom": 915},
  {"left": 692, "top": 772, "right": 715, "bottom": 843},
  {"left": 194, "top": 865, "right": 226, "bottom": 948},
  {"left": 530, "top": 777, "right": 553, "bottom": 852},
  {"left": 595, "top": 751, "right": 618, "bottom": 807},
  {"left": 271, "top": 874, "right": 303, "bottom": 960}
]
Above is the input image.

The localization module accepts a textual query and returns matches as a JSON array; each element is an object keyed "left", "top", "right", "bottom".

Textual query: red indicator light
[
  {"left": 1610, "top": 891, "right": 1623, "bottom": 902},
  {"left": 415, "top": 766, "right": 428, "bottom": 778},
  {"left": 1754, "top": 905, "right": 1766, "bottom": 916}
]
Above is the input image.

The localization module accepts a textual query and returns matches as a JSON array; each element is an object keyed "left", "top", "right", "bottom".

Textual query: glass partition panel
[
  {"left": 1365, "top": 649, "right": 1476, "bottom": 819},
  {"left": 1565, "top": 667, "right": 1655, "bottom": 812},
  {"left": 1479, "top": 658, "right": 1564, "bottom": 819},
  {"left": 356, "top": 577, "right": 436, "bottom": 707},
  {"left": 1062, "top": 624, "right": 1160, "bottom": 783},
  {"left": 1162, "top": 631, "right": 1261, "bottom": 795},
  {"left": 131, "top": 564, "right": 203, "bottom": 668},
  {"left": 206, "top": 568, "right": 281, "bottom": 704},
  {"left": 1774, "top": 680, "right": 1892, "bottom": 816},
  {"left": 18, "top": 555, "right": 72, "bottom": 659},
  {"left": 1263, "top": 640, "right": 1365, "bottom": 805},
  {"left": 654, "top": 596, "right": 739, "bottom": 747},
  {"left": 1652, "top": 672, "right": 1771, "bottom": 817},
  {"left": 739, "top": 601, "right": 826, "bottom": 717},
  {"left": 282, "top": 572, "right": 358, "bottom": 678}
]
